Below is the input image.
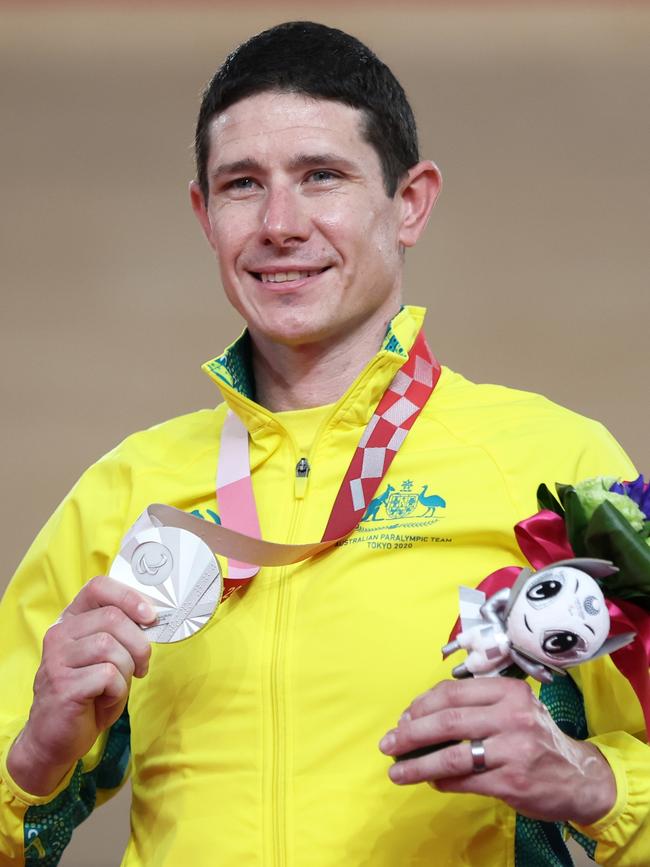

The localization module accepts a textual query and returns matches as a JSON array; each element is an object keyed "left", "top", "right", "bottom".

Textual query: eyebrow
[
  {"left": 210, "top": 152, "right": 359, "bottom": 180},
  {"left": 211, "top": 158, "right": 264, "bottom": 180},
  {"left": 287, "top": 152, "right": 359, "bottom": 172}
]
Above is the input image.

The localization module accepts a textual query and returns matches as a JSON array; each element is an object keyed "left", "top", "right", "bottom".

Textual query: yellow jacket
[{"left": 0, "top": 307, "right": 647, "bottom": 866}]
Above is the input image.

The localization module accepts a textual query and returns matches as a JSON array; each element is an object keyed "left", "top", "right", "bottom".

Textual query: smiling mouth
[{"left": 252, "top": 267, "right": 329, "bottom": 284}]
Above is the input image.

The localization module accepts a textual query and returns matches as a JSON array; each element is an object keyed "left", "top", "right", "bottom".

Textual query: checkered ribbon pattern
[
  {"left": 322, "top": 329, "right": 440, "bottom": 540},
  {"left": 209, "top": 328, "right": 440, "bottom": 597}
]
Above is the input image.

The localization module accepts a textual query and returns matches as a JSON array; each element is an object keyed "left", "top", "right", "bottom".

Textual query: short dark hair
[{"left": 194, "top": 21, "right": 419, "bottom": 202}]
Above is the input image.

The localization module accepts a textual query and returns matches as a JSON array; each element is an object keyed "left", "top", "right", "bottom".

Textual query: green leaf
[
  {"left": 584, "top": 501, "right": 650, "bottom": 610},
  {"left": 555, "top": 483, "right": 574, "bottom": 509},
  {"left": 561, "top": 489, "right": 589, "bottom": 557},
  {"left": 537, "top": 483, "right": 564, "bottom": 516}
]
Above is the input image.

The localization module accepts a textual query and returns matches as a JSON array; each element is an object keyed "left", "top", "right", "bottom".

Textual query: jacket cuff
[
  {"left": 0, "top": 734, "right": 78, "bottom": 807},
  {"left": 570, "top": 731, "right": 650, "bottom": 863}
]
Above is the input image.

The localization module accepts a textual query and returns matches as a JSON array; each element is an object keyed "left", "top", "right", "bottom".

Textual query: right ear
[{"left": 189, "top": 180, "right": 213, "bottom": 245}]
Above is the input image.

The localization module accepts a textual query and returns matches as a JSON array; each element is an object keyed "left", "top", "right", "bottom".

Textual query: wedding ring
[{"left": 470, "top": 738, "right": 487, "bottom": 774}]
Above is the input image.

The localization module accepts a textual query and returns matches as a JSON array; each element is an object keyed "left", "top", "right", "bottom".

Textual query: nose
[
  {"left": 569, "top": 596, "right": 586, "bottom": 621},
  {"left": 260, "top": 184, "right": 310, "bottom": 247}
]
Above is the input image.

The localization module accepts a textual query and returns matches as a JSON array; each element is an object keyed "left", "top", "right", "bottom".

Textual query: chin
[
  {"left": 259, "top": 323, "right": 328, "bottom": 348},
  {"left": 251, "top": 307, "right": 335, "bottom": 347}
]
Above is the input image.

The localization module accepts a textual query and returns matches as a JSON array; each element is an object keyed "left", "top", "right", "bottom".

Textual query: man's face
[{"left": 191, "top": 91, "right": 421, "bottom": 348}]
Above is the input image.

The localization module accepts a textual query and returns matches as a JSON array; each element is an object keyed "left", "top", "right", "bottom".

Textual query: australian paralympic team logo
[
  {"left": 362, "top": 479, "right": 446, "bottom": 527},
  {"left": 337, "top": 479, "right": 450, "bottom": 550}
]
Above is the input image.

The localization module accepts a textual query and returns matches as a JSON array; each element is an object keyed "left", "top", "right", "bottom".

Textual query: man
[{"left": 0, "top": 21, "right": 647, "bottom": 867}]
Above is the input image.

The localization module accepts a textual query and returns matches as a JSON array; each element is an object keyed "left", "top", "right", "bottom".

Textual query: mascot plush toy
[
  {"left": 443, "top": 558, "right": 634, "bottom": 684},
  {"left": 396, "top": 476, "right": 650, "bottom": 763}
]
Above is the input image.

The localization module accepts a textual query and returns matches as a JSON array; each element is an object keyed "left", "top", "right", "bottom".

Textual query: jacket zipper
[
  {"left": 267, "top": 408, "right": 333, "bottom": 865},
  {"left": 294, "top": 457, "right": 310, "bottom": 498},
  {"left": 269, "top": 451, "right": 310, "bottom": 867}
]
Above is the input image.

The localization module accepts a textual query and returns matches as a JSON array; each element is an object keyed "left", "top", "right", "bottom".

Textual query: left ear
[
  {"left": 189, "top": 179, "right": 215, "bottom": 248},
  {"left": 396, "top": 160, "right": 442, "bottom": 248}
]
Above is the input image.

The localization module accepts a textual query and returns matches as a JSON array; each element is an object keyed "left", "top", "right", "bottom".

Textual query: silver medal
[{"left": 110, "top": 526, "right": 222, "bottom": 643}]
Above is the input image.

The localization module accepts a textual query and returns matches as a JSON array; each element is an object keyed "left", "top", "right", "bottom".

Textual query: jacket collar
[{"left": 202, "top": 305, "right": 427, "bottom": 436}]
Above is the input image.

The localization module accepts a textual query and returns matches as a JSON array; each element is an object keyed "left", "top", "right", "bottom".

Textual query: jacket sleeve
[
  {"left": 568, "top": 657, "right": 650, "bottom": 867},
  {"left": 0, "top": 450, "right": 135, "bottom": 865},
  {"left": 538, "top": 421, "right": 650, "bottom": 865}
]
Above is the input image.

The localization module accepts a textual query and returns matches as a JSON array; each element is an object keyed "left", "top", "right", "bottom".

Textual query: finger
[
  {"left": 66, "top": 662, "right": 129, "bottom": 706},
  {"left": 60, "top": 607, "right": 151, "bottom": 677},
  {"left": 63, "top": 575, "right": 156, "bottom": 625},
  {"left": 432, "top": 737, "right": 526, "bottom": 802},
  {"left": 404, "top": 677, "right": 534, "bottom": 721},
  {"left": 388, "top": 739, "right": 484, "bottom": 785},
  {"left": 434, "top": 769, "right": 510, "bottom": 799},
  {"left": 65, "top": 633, "right": 136, "bottom": 684},
  {"left": 388, "top": 733, "right": 515, "bottom": 787},
  {"left": 380, "top": 706, "right": 502, "bottom": 757}
]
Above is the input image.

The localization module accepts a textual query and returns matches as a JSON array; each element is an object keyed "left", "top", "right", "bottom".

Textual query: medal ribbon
[{"left": 148, "top": 329, "right": 440, "bottom": 596}]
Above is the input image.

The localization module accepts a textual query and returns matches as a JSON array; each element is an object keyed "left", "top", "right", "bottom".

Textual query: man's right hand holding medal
[{"left": 6, "top": 575, "right": 156, "bottom": 797}]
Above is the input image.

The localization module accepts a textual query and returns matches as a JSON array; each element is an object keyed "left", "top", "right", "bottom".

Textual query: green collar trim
[
  {"left": 203, "top": 330, "right": 256, "bottom": 399},
  {"left": 203, "top": 312, "right": 408, "bottom": 401}
]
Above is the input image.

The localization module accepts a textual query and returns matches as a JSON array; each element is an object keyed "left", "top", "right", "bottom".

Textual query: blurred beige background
[{"left": 1, "top": 3, "right": 648, "bottom": 865}]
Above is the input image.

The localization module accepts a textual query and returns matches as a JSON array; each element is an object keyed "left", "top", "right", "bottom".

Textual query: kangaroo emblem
[
  {"left": 418, "top": 485, "right": 446, "bottom": 517},
  {"left": 364, "top": 484, "right": 395, "bottom": 521}
]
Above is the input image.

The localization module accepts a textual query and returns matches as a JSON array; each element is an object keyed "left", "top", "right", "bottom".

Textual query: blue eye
[{"left": 310, "top": 170, "right": 337, "bottom": 182}]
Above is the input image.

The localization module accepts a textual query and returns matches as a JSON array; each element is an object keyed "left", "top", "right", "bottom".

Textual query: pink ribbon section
[{"left": 216, "top": 411, "right": 262, "bottom": 595}]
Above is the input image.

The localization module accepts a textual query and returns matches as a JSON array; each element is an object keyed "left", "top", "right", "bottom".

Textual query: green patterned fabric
[
  {"left": 382, "top": 331, "right": 407, "bottom": 357},
  {"left": 567, "top": 828, "right": 598, "bottom": 861},
  {"left": 203, "top": 311, "right": 408, "bottom": 400},
  {"left": 24, "top": 709, "right": 130, "bottom": 865},
  {"left": 515, "top": 814, "right": 576, "bottom": 867},
  {"left": 514, "top": 675, "right": 596, "bottom": 866},
  {"left": 203, "top": 330, "right": 256, "bottom": 398}
]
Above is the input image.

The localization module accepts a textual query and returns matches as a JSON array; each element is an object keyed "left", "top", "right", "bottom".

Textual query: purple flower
[{"left": 609, "top": 475, "right": 650, "bottom": 520}]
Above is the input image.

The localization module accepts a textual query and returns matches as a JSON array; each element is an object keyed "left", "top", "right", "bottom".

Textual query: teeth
[{"left": 260, "top": 270, "right": 321, "bottom": 283}]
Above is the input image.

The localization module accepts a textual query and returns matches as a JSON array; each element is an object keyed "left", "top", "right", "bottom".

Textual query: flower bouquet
[{"left": 537, "top": 476, "right": 650, "bottom": 606}]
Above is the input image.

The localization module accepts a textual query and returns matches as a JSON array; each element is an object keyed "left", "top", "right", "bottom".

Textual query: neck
[{"left": 251, "top": 309, "right": 400, "bottom": 412}]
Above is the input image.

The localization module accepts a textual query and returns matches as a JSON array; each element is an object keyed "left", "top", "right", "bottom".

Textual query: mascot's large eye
[
  {"left": 526, "top": 577, "right": 564, "bottom": 607},
  {"left": 542, "top": 631, "right": 586, "bottom": 656}
]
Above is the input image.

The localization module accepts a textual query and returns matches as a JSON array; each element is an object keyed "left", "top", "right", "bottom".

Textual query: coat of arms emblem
[{"left": 363, "top": 480, "right": 446, "bottom": 522}]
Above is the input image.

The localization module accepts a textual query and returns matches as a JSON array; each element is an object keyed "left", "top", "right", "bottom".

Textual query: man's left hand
[{"left": 379, "top": 678, "right": 616, "bottom": 825}]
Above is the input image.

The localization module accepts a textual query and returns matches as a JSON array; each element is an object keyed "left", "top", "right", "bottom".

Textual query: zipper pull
[{"left": 295, "top": 457, "right": 310, "bottom": 499}]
